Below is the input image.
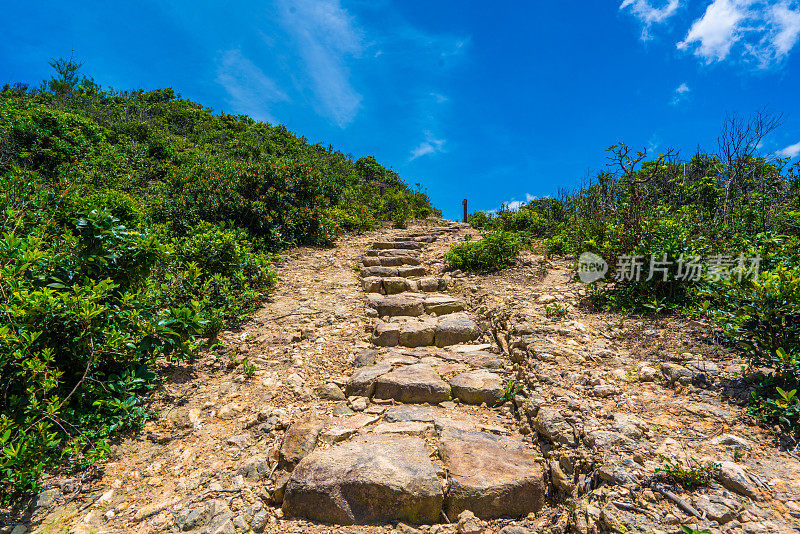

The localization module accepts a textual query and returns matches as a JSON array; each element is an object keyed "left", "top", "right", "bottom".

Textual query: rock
[
  {"left": 345, "top": 363, "right": 393, "bottom": 397},
  {"left": 282, "top": 435, "right": 443, "bottom": 524},
  {"left": 373, "top": 321, "right": 401, "bottom": 347},
  {"left": 438, "top": 427, "right": 545, "bottom": 519},
  {"left": 246, "top": 502, "right": 269, "bottom": 532},
  {"left": 373, "top": 240, "right": 423, "bottom": 250},
  {"left": 399, "top": 318, "right": 437, "bottom": 348},
  {"left": 353, "top": 349, "right": 378, "bottom": 368},
  {"left": 694, "top": 495, "right": 737, "bottom": 524},
  {"left": 35, "top": 488, "right": 60, "bottom": 508},
  {"left": 373, "top": 421, "right": 433, "bottom": 435},
  {"left": 449, "top": 370, "right": 504, "bottom": 405},
  {"left": 592, "top": 384, "right": 621, "bottom": 397},
  {"left": 584, "top": 430, "right": 635, "bottom": 449},
  {"left": 134, "top": 497, "right": 180, "bottom": 522},
  {"left": 498, "top": 527, "right": 531, "bottom": 534},
  {"left": 418, "top": 277, "right": 445, "bottom": 292},
  {"left": 385, "top": 404, "right": 476, "bottom": 431},
  {"left": 550, "top": 460, "right": 575, "bottom": 492},
  {"left": 424, "top": 295, "right": 466, "bottom": 315},
  {"left": 660, "top": 362, "right": 693, "bottom": 385},
  {"left": 318, "top": 413, "right": 380, "bottom": 443},
  {"left": 372, "top": 364, "right": 451, "bottom": 404},
  {"left": 612, "top": 414, "right": 647, "bottom": 440},
  {"left": 271, "top": 470, "right": 291, "bottom": 503},
  {"left": 349, "top": 396, "right": 369, "bottom": 411},
  {"left": 531, "top": 407, "right": 576, "bottom": 447},
  {"left": 226, "top": 433, "right": 253, "bottom": 448},
  {"left": 597, "top": 459, "right": 641, "bottom": 486},
  {"left": 331, "top": 401, "right": 355, "bottom": 416},
  {"left": 279, "top": 418, "right": 327, "bottom": 470},
  {"left": 362, "top": 276, "right": 384, "bottom": 293},
  {"left": 316, "top": 382, "right": 346, "bottom": 401},
  {"left": 710, "top": 434, "right": 751, "bottom": 450},
  {"left": 638, "top": 366, "right": 658, "bottom": 382},
  {"left": 368, "top": 294, "right": 425, "bottom": 317},
  {"left": 398, "top": 266, "right": 428, "bottom": 277},
  {"left": 10, "top": 526, "right": 27, "bottom": 534},
  {"left": 716, "top": 461, "right": 758, "bottom": 498},
  {"left": 685, "top": 360, "right": 721, "bottom": 377},
  {"left": 456, "top": 510, "right": 483, "bottom": 534},
  {"left": 463, "top": 352, "right": 505, "bottom": 369},
  {"left": 435, "top": 313, "right": 481, "bottom": 347},
  {"left": 383, "top": 277, "right": 412, "bottom": 294},
  {"left": 362, "top": 266, "right": 400, "bottom": 278},
  {"left": 378, "top": 353, "right": 421, "bottom": 366}
]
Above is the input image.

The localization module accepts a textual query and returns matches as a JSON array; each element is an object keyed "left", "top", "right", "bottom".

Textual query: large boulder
[
  {"left": 435, "top": 313, "right": 481, "bottom": 347},
  {"left": 372, "top": 364, "right": 451, "bottom": 404},
  {"left": 282, "top": 436, "right": 443, "bottom": 524},
  {"left": 449, "top": 370, "right": 504, "bottom": 405},
  {"left": 438, "top": 428, "right": 545, "bottom": 519}
]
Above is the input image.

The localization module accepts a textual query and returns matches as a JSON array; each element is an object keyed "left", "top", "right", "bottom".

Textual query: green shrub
[{"left": 445, "top": 232, "right": 523, "bottom": 273}]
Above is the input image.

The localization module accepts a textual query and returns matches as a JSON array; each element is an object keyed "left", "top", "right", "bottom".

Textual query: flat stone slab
[
  {"left": 372, "top": 241, "right": 424, "bottom": 250},
  {"left": 362, "top": 256, "right": 422, "bottom": 267},
  {"left": 346, "top": 363, "right": 393, "bottom": 397},
  {"left": 449, "top": 370, "right": 504, "bottom": 405},
  {"left": 424, "top": 295, "right": 466, "bottom": 315},
  {"left": 319, "top": 414, "right": 380, "bottom": 443},
  {"left": 398, "top": 266, "right": 428, "bottom": 278},
  {"left": 377, "top": 353, "right": 421, "bottom": 366},
  {"left": 372, "top": 421, "right": 434, "bottom": 436},
  {"left": 365, "top": 249, "right": 419, "bottom": 257},
  {"left": 438, "top": 428, "right": 545, "bottom": 519},
  {"left": 463, "top": 352, "right": 505, "bottom": 369},
  {"left": 361, "top": 266, "right": 399, "bottom": 278},
  {"left": 367, "top": 294, "right": 424, "bottom": 317},
  {"left": 417, "top": 277, "right": 446, "bottom": 292},
  {"left": 372, "top": 364, "right": 451, "bottom": 404},
  {"left": 282, "top": 436, "right": 443, "bottom": 525},
  {"left": 384, "top": 405, "right": 476, "bottom": 431},
  {"left": 435, "top": 313, "right": 481, "bottom": 347}
]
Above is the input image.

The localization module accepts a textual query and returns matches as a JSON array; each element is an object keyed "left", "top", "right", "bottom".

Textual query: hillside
[{"left": 0, "top": 76, "right": 436, "bottom": 501}]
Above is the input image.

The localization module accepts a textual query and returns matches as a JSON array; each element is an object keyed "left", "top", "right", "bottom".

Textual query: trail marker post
[{"left": 462, "top": 199, "right": 467, "bottom": 223}]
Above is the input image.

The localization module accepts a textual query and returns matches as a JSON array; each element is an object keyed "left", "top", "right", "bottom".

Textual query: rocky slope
[{"left": 5, "top": 219, "right": 800, "bottom": 534}]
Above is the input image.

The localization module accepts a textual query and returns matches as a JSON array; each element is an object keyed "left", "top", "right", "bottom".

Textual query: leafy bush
[
  {"left": 445, "top": 232, "right": 523, "bottom": 273},
  {"left": 0, "top": 60, "right": 436, "bottom": 500}
]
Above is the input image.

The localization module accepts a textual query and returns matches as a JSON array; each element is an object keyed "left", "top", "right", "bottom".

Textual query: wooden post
[{"left": 462, "top": 199, "right": 468, "bottom": 223}]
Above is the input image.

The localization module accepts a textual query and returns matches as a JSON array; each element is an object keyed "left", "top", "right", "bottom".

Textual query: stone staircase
[{"left": 277, "top": 222, "right": 547, "bottom": 526}]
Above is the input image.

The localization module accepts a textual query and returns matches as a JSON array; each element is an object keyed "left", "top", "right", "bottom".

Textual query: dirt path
[{"left": 9, "top": 219, "right": 800, "bottom": 534}]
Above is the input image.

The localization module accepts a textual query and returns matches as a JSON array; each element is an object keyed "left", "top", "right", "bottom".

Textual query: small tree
[{"left": 47, "top": 55, "right": 83, "bottom": 94}]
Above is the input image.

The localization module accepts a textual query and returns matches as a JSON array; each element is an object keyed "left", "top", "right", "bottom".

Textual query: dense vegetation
[
  {"left": 461, "top": 112, "right": 800, "bottom": 437},
  {"left": 0, "top": 59, "right": 436, "bottom": 500}
]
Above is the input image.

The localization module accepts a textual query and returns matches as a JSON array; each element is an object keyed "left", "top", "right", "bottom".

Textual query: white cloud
[
  {"left": 431, "top": 92, "right": 448, "bottom": 103},
  {"left": 620, "top": 0, "right": 683, "bottom": 39},
  {"left": 216, "top": 50, "right": 288, "bottom": 124},
  {"left": 276, "top": 0, "right": 363, "bottom": 127},
  {"left": 410, "top": 131, "right": 446, "bottom": 160},
  {"left": 503, "top": 193, "right": 538, "bottom": 212},
  {"left": 776, "top": 140, "right": 800, "bottom": 157},
  {"left": 677, "top": 0, "right": 750, "bottom": 61},
  {"left": 676, "top": 0, "right": 800, "bottom": 67},
  {"left": 670, "top": 82, "right": 691, "bottom": 105}
]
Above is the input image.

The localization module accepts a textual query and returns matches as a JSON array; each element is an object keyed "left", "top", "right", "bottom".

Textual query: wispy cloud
[
  {"left": 676, "top": 0, "right": 800, "bottom": 67},
  {"left": 777, "top": 140, "right": 800, "bottom": 157},
  {"left": 410, "top": 131, "right": 446, "bottom": 160},
  {"left": 275, "top": 0, "right": 363, "bottom": 127},
  {"left": 216, "top": 49, "right": 288, "bottom": 124},
  {"left": 503, "top": 193, "right": 538, "bottom": 212},
  {"left": 619, "top": 0, "right": 683, "bottom": 40},
  {"left": 670, "top": 82, "right": 691, "bottom": 105}
]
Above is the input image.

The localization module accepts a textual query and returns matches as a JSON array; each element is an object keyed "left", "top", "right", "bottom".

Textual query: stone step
[
  {"left": 282, "top": 435, "right": 443, "bottom": 525},
  {"left": 361, "top": 265, "right": 429, "bottom": 279},
  {"left": 391, "top": 235, "right": 436, "bottom": 243},
  {"left": 372, "top": 313, "right": 480, "bottom": 348},
  {"left": 365, "top": 249, "right": 420, "bottom": 257},
  {"left": 367, "top": 293, "right": 465, "bottom": 318},
  {"left": 363, "top": 276, "right": 447, "bottom": 295},
  {"left": 361, "top": 255, "right": 422, "bottom": 267},
  {"left": 372, "top": 241, "right": 424, "bottom": 250}
]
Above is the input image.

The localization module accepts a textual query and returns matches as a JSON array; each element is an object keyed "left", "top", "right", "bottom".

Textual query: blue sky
[{"left": 2, "top": 1, "right": 799, "bottom": 219}]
